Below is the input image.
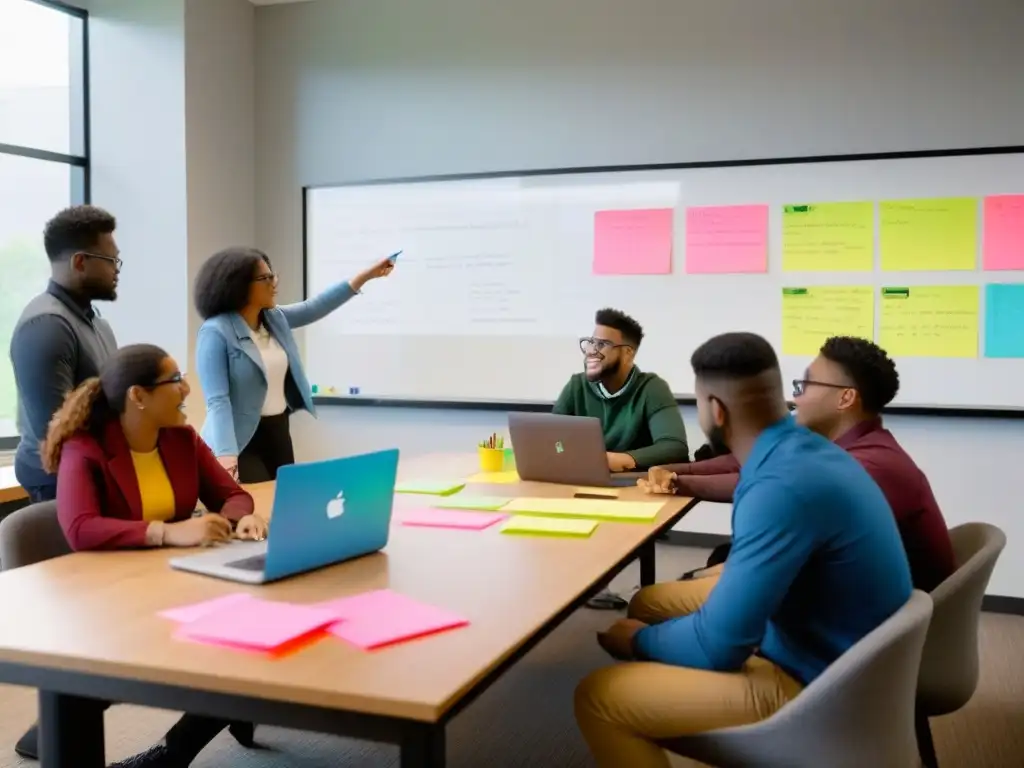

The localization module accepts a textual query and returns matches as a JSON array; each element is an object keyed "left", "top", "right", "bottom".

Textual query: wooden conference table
[
  {"left": 0, "top": 466, "right": 27, "bottom": 504},
  {"left": 0, "top": 453, "right": 696, "bottom": 768}
]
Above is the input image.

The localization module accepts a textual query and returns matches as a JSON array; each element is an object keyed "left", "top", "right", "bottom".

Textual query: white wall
[
  {"left": 68, "top": 0, "right": 254, "bottom": 417},
  {"left": 255, "top": 0, "right": 1024, "bottom": 597}
]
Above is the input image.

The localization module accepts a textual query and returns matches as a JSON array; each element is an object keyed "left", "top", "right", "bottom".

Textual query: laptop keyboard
[{"left": 225, "top": 554, "right": 267, "bottom": 571}]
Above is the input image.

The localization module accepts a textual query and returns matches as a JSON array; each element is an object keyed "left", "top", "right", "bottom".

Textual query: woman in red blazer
[{"left": 39, "top": 343, "right": 266, "bottom": 768}]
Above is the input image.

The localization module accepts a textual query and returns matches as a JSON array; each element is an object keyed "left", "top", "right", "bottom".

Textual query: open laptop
[
  {"left": 169, "top": 448, "right": 399, "bottom": 584},
  {"left": 508, "top": 413, "right": 643, "bottom": 488}
]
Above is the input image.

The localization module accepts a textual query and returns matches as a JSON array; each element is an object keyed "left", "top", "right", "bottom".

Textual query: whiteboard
[{"left": 304, "top": 151, "right": 1024, "bottom": 411}]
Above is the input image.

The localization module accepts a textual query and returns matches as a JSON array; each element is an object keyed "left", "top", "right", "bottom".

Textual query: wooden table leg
[
  {"left": 39, "top": 690, "right": 105, "bottom": 768},
  {"left": 401, "top": 722, "right": 446, "bottom": 768}
]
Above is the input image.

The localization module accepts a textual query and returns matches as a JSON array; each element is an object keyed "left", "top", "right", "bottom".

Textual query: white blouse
[{"left": 251, "top": 325, "right": 289, "bottom": 416}]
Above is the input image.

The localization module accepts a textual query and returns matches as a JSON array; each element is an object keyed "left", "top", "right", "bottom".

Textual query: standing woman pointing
[{"left": 194, "top": 247, "right": 395, "bottom": 483}]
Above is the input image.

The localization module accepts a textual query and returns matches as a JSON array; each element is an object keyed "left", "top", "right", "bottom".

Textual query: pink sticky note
[
  {"left": 685, "top": 204, "right": 769, "bottom": 274},
  {"left": 399, "top": 508, "right": 507, "bottom": 530},
  {"left": 159, "top": 593, "right": 254, "bottom": 623},
  {"left": 318, "top": 590, "right": 469, "bottom": 650},
  {"left": 983, "top": 195, "right": 1024, "bottom": 270},
  {"left": 177, "top": 598, "right": 338, "bottom": 651},
  {"left": 593, "top": 208, "right": 674, "bottom": 275}
]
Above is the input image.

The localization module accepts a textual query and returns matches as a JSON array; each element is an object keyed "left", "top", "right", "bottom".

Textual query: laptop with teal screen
[{"left": 169, "top": 448, "right": 400, "bottom": 584}]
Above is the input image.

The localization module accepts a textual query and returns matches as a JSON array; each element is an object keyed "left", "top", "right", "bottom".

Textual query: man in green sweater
[
  {"left": 556, "top": 308, "right": 690, "bottom": 610},
  {"left": 553, "top": 308, "right": 690, "bottom": 471}
]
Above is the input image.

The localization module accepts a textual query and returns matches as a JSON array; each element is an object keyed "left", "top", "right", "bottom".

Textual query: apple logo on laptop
[
  {"left": 326, "top": 491, "right": 345, "bottom": 519},
  {"left": 555, "top": 441, "right": 564, "bottom": 454}
]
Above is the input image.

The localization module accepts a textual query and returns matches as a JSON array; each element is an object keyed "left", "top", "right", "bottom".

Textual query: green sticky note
[
  {"left": 880, "top": 197, "right": 978, "bottom": 271},
  {"left": 395, "top": 481, "right": 466, "bottom": 497},
  {"left": 434, "top": 495, "right": 511, "bottom": 511},
  {"left": 500, "top": 515, "right": 598, "bottom": 538}
]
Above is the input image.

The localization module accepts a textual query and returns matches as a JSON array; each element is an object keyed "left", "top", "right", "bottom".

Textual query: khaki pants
[{"left": 574, "top": 565, "right": 803, "bottom": 768}]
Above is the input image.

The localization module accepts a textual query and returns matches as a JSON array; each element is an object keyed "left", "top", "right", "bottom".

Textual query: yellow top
[{"left": 130, "top": 450, "right": 176, "bottom": 522}]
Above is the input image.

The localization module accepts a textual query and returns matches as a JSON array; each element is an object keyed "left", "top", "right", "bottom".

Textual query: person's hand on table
[
  {"left": 235, "top": 514, "right": 268, "bottom": 541},
  {"left": 597, "top": 618, "right": 649, "bottom": 661},
  {"left": 638, "top": 466, "right": 676, "bottom": 494},
  {"left": 164, "top": 514, "right": 232, "bottom": 547},
  {"left": 350, "top": 255, "right": 396, "bottom": 291},
  {"left": 607, "top": 452, "right": 637, "bottom": 473},
  {"left": 217, "top": 455, "right": 239, "bottom": 480}
]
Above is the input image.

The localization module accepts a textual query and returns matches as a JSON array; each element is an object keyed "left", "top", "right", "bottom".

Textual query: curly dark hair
[
  {"left": 43, "top": 205, "right": 117, "bottom": 262},
  {"left": 819, "top": 336, "right": 899, "bottom": 414},
  {"left": 40, "top": 344, "right": 168, "bottom": 472},
  {"left": 193, "top": 247, "right": 271, "bottom": 319},
  {"left": 595, "top": 307, "right": 644, "bottom": 348},
  {"left": 690, "top": 332, "right": 779, "bottom": 380}
]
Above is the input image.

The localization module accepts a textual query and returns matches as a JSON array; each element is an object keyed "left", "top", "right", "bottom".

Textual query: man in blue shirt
[{"left": 574, "top": 332, "right": 912, "bottom": 768}]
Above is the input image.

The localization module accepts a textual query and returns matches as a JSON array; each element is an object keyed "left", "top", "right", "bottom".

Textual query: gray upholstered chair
[
  {"left": 916, "top": 522, "right": 1007, "bottom": 768},
  {"left": 0, "top": 501, "right": 71, "bottom": 570},
  {"left": 662, "top": 590, "right": 933, "bottom": 768}
]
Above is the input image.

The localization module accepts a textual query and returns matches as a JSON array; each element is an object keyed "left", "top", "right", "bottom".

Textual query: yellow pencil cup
[{"left": 478, "top": 447, "right": 505, "bottom": 473}]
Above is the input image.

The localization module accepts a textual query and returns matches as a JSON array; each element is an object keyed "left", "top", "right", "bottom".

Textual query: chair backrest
[
  {"left": 918, "top": 522, "right": 1006, "bottom": 716},
  {"left": 0, "top": 501, "right": 72, "bottom": 570},
  {"left": 665, "top": 590, "right": 934, "bottom": 768}
]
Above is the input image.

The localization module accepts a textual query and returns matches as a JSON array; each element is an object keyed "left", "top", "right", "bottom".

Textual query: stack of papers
[{"left": 159, "top": 589, "right": 469, "bottom": 654}]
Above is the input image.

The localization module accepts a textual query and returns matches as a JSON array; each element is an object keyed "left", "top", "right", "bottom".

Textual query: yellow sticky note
[
  {"left": 465, "top": 470, "right": 520, "bottom": 484},
  {"left": 500, "top": 515, "right": 598, "bottom": 538},
  {"left": 781, "top": 286, "right": 874, "bottom": 356},
  {"left": 878, "top": 286, "right": 979, "bottom": 358},
  {"left": 782, "top": 202, "right": 874, "bottom": 272},
  {"left": 503, "top": 497, "right": 664, "bottom": 522},
  {"left": 880, "top": 198, "right": 978, "bottom": 271}
]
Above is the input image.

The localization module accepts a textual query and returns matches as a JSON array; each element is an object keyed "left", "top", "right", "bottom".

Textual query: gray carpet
[{"left": 1, "top": 544, "right": 1022, "bottom": 767}]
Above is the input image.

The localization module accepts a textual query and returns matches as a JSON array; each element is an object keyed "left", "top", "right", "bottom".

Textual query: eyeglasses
[
  {"left": 81, "top": 251, "right": 123, "bottom": 270},
  {"left": 148, "top": 372, "right": 187, "bottom": 389},
  {"left": 253, "top": 272, "right": 278, "bottom": 285},
  {"left": 792, "top": 379, "right": 854, "bottom": 397},
  {"left": 579, "top": 337, "right": 632, "bottom": 355}
]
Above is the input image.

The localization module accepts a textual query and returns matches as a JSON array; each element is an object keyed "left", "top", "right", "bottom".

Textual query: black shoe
[
  {"left": 228, "top": 722, "right": 257, "bottom": 748},
  {"left": 14, "top": 724, "right": 38, "bottom": 760},
  {"left": 586, "top": 589, "right": 629, "bottom": 611},
  {"left": 108, "top": 744, "right": 179, "bottom": 768}
]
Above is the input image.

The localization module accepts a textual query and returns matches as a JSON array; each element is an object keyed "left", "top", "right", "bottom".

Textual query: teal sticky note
[{"left": 984, "top": 283, "right": 1024, "bottom": 358}]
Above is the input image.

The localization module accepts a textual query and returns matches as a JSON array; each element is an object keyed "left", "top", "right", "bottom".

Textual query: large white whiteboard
[{"left": 304, "top": 152, "right": 1024, "bottom": 410}]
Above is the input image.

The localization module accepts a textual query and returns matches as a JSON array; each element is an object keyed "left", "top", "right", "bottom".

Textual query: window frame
[{"left": 0, "top": 0, "right": 90, "bottom": 450}]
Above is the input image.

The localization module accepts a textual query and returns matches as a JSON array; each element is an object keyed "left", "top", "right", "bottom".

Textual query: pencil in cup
[{"left": 478, "top": 433, "right": 506, "bottom": 472}]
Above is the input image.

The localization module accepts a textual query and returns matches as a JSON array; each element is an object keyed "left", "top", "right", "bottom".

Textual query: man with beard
[
  {"left": 553, "top": 308, "right": 689, "bottom": 471},
  {"left": 10, "top": 205, "right": 121, "bottom": 505},
  {"left": 641, "top": 335, "right": 954, "bottom": 595},
  {"left": 574, "top": 332, "right": 911, "bottom": 768}
]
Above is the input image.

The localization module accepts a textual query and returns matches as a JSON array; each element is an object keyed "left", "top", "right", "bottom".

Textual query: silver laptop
[
  {"left": 508, "top": 413, "right": 643, "bottom": 488},
  {"left": 169, "top": 449, "right": 399, "bottom": 584}
]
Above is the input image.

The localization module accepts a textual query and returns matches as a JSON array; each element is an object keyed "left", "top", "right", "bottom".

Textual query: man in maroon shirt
[{"left": 648, "top": 336, "right": 955, "bottom": 593}]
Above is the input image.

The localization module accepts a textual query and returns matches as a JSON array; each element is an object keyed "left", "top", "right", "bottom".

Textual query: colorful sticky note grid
[
  {"left": 500, "top": 515, "right": 599, "bottom": 538},
  {"left": 684, "top": 204, "right": 768, "bottom": 274},
  {"left": 781, "top": 286, "right": 875, "bottom": 356},
  {"left": 176, "top": 598, "right": 338, "bottom": 651},
  {"left": 395, "top": 480, "right": 466, "bottom": 496},
  {"left": 878, "top": 286, "right": 980, "bottom": 358},
  {"left": 984, "top": 283, "right": 1024, "bottom": 358},
  {"left": 880, "top": 198, "right": 978, "bottom": 271},
  {"left": 593, "top": 208, "right": 674, "bottom": 275},
  {"left": 782, "top": 202, "right": 874, "bottom": 272},
  {"left": 399, "top": 508, "right": 508, "bottom": 530},
  {"left": 433, "top": 495, "right": 511, "bottom": 511},
  {"left": 465, "top": 470, "right": 520, "bottom": 484},
  {"left": 159, "top": 593, "right": 253, "bottom": 623},
  {"left": 982, "top": 195, "right": 1024, "bottom": 271},
  {"left": 317, "top": 589, "right": 468, "bottom": 650},
  {"left": 502, "top": 497, "right": 664, "bottom": 522}
]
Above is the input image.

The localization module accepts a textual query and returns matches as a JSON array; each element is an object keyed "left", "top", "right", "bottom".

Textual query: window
[{"left": 0, "top": 0, "right": 88, "bottom": 448}]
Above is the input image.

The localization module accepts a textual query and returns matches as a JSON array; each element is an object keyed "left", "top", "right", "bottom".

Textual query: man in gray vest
[
  {"left": 8, "top": 205, "right": 119, "bottom": 759},
  {"left": 10, "top": 205, "right": 120, "bottom": 507}
]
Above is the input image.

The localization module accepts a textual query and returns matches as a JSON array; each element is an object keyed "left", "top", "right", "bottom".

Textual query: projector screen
[{"left": 304, "top": 151, "right": 1024, "bottom": 412}]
